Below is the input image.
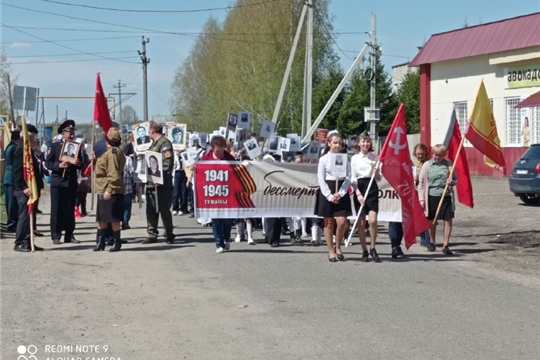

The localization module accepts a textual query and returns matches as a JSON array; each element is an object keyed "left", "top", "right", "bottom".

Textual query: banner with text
[{"left": 194, "top": 161, "right": 402, "bottom": 221}]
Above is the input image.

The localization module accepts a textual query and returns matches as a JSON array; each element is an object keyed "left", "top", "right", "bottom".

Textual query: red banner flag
[
  {"left": 465, "top": 80, "right": 506, "bottom": 172},
  {"left": 93, "top": 72, "right": 113, "bottom": 134},
  {"left": 21, "top": 116, "right": 39, "bottom": 214},
  {"left": 444, "top": 109, "right": 474, "bottom": 208},
  {"left": 379, "top": 104, "right": 430, "bottom": 249}
]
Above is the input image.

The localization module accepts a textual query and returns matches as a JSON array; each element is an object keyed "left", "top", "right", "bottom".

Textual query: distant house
[
  {"left": 391, "top": 61, "right": 418, "bottom": 93},
  {"left": 410, "top": 12, "right": 540, "bottom": 176}
]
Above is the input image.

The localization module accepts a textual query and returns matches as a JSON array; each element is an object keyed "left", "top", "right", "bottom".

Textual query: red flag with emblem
[
  {"left": 93, "top": 72, "right": 113, "bottom": 134},
  {"left": 21, "top": 116, "right": 39, "bottom": 213},
  {"left": 379, "top": 104, "right": 430, "bottom": 249}
]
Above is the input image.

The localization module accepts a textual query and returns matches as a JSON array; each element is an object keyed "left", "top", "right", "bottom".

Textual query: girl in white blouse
[
  {"left": 315, "top": 132, "right": 351, "bottom": 262},
  {"left": 350, "top": 131, "right": 381, "bottom": 262}
]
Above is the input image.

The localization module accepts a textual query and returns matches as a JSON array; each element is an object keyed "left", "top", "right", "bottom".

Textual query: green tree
[
  {"left": 396, "top": 70, "right": 420, "bottom": 133},
  {"left": 311, "top": 65, "right": 345, "bottom": 132},
  {"left": 119, "top": 104, "right": 139, "bottom": 124},
  {"left": 0, "top": 49, "right": 17, "bottom": 117},
  {"left": 337, "top": 48, "right": 397, "bottom": 137}
]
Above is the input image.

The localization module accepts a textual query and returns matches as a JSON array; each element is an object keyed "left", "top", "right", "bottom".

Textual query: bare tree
[{"left": 120, "top": 104, "right": 139, "bottom": 124}]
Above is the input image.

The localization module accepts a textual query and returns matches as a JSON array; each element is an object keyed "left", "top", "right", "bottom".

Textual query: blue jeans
[
  {"left": 211, "top": 218, "right": 233, "bottom": 248},
  {"left": 123, "top": 192, "right": 134, "bottom": 225},
  {"left": 388, "top": 222, "right": 403, "bottom": 248},
  {"left": 419, "top": 230, "right": 430, "bottom": 246}
]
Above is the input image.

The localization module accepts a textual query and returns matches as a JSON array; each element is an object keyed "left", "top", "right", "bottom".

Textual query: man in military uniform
[
  {"left": 3, "top": 129, "right": 21, "bottom": 232},
  {"left": 143, "top": 122, "right": 175, "bottom": 244},
  {"left": 45, "top": 120, "right": 83, "bottom": 245},
  {"left": 13, "top": 124, "right": 44, "bottom": 252}
]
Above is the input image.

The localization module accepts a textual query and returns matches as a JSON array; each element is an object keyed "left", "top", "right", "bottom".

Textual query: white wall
[{"left": 429, "top": 55, "right": 540, "bottom": 147}]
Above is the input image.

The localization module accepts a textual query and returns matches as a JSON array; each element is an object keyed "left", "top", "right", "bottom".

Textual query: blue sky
[{"left": 2, "top": 0, "right": 540, "bottom": 125}]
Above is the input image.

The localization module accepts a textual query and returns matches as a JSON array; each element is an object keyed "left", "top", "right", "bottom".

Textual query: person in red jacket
[{"left": 201, "top": 135, "right": 236, "bottom": 253}]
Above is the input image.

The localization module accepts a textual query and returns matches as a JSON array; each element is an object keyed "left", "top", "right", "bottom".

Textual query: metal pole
[
  {"left": 113, "top": 79, "right": 126, "bottom": 126},
  {"left": 302, "top": 0, "right": 313, "bottom": 138},
  {"left": 369, "top": 14, "right": 378, "bottom": 148},
  {"left": 139, "top": 36, "right": 150, "bottom": 122},
  {"left": 302, "top": 43, "right": 370, "bottom": 143},
  {"left": 271, "top": 3, "right": 308, "bottom": 124}
]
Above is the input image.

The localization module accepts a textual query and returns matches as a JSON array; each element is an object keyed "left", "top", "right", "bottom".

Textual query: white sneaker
[
  {"left": 301, "top": 232, "right": 309, "bottom": 238},
  {"left": 247, "top": 237, "right": 255, "bottom": 245},
  {"left": 172, "top": 211, "right": 178, "bottom": 216},
  {"left": 216, "top": 247, "right": 224, "bottom": 253},
  {"left": 224, "top": 242, "right": 231, "bottom": 251},
  {"left": 234, "top": 235, "right": 241, "bottom": 243}
]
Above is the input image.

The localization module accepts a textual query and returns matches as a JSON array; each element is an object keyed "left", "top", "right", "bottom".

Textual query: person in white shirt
[
  {"left": 350, "top": 131, "right": 382, "bottom": 262},
  {"left": 315, "top": 132, "right": 351, "bottom": 262}
]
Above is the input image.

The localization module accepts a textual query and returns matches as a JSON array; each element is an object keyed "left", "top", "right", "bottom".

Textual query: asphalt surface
[{"left": 1, "top": 177, "right": 539, "bottom": 360}]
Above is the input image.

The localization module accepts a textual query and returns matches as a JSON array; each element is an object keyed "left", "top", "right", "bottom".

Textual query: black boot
[
  {"left": 93, "top": 229, "right": 106, "bottom": 251},
  {"left": 109, "top": 230, "right": 122, "bottom": 252}
]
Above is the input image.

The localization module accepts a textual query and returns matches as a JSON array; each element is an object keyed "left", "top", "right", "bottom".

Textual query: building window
[
  {"left": 532, "top": 107, "right": 540, "bottom": 145},
  {"left": 453, "top": 101, "right": 467, "bottom": 133},
  {"left": 505, "top": 97, "right": 521, "bottom": 146}
]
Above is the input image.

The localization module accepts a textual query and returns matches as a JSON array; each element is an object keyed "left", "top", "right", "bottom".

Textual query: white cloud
[{"left": 10, "top": 43, "right": 31, "bottom": 49}]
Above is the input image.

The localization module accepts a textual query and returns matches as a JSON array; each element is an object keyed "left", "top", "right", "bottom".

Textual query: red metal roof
[
  {"left": 515, "top": 90, "right": 540, "bottom": 108},
  {"left": 410, "top": 12, "right": 540, "bottom": 66}
]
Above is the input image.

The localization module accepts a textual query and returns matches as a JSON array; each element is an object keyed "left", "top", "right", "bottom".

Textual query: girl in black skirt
[
  {"left": 315, "top": 132, "right": 351, "bottom": 262},
  {"left": 351, "top": 131, "right": 381, "bottom": 262}
]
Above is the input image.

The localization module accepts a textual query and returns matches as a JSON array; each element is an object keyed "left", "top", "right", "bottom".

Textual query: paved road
[{"left": 1, "top": 177, "right": 539, "bottom": 360}]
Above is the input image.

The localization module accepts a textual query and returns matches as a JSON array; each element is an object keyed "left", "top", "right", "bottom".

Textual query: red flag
[
  {"left": 93, "top": 72, "right": 113, "bottom": 134},
  {"left": 379, "top": 104, "right": 430, "bottom": 249},
  {"left": 444, "top": 109, "right": 474, "bottom": 208}
]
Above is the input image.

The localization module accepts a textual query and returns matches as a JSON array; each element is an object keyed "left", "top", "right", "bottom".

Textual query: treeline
[{"left": 170, "top": 0, "right": 420, "bottom": 137}]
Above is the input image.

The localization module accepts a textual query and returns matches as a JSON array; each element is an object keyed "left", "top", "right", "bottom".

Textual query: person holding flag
[
  {"left": 417, "top": 144, "right": 458, "bottom": 255},
  {"left": 12, "top": 122, "right": 43, "bottom": 252}
]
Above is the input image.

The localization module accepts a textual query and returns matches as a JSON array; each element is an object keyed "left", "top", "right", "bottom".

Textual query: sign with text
[
  {"left": 194, "top": 161, "right": 402, "bottom": 221},
  {"left": 504, "top": 64, "right": 540, "bottom": 89}
]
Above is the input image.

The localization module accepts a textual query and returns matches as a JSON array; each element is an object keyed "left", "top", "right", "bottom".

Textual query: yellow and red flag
[
  {"left": 465, "top": 80, "right": 506, "bottom": 172},
  {"left": 21, "top": 116, "right": 39, "bottom": 213}
]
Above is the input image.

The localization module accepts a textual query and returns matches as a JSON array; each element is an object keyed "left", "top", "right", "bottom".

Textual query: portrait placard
[
  {"left": 168, "top": 123, "right": 187, "bottom": 150},
  {"left": 328, "top": 153, "right": 348, "bottom": 178},
  {"left": 243, "top": 138, "right": 261, "bottom": 159},
  {"left": 259, "top": 120, "right": 275, "bottom": 138},
  {"left": 268, "top": 135, "right": 280, "bottom": 153},
  {"left": 133, "top": 121, "right": 152, "bottom": 151},
  {"left": 59, "top": 139, "right": 81, "bottom": 162},
  {"left": 237, "top": 111, "right": 251, "bottom": 130},
  {"left": 226, "top": 113, "right": 238, "bottom": 132},
  {"left": 287, "top": 133, "right": 301, "bottom": 152},
  {"left": 306, "top": 141, "right": 321, "bottom": 160},
  {"left": 145, "top": 150, "right": 163, "bottom": 185}
]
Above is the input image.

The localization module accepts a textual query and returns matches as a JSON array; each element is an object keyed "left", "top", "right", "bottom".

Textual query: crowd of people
[{"left": 3, "top": 120, "right": 458, "bottom": 259}]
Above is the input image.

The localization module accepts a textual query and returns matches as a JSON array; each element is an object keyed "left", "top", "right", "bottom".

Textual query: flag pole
[
  {"left": 432, "top": 136, "right": 465, "bottom": 223},
  {"left": 90, "top": 122, "right": 96, "bottom": 211},
  {"left": 345, "top": 160, "right": 379, "bottom": 247},
  {"left": 30, "top": 213, "right": 35, "bottom": 252}
]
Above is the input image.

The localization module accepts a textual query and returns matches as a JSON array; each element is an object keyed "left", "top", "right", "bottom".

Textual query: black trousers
[
  {"left": 76, "top": 192, "right": 87, "bottom": 215},
  {"left": 265, "top": 218, "right": 283, "bottom": 245},
  {"left": 50, "top": 186, "right": 77, "bottom": 241}
]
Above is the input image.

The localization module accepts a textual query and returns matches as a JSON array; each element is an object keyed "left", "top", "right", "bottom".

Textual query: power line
[
  {"left": 9, "top": 50, "right": 134, "bottom": 58},
  {"left": 1, "top": 22, "right": 138, "bottom": 64},
  {"left": 0, "top": 35, "right": 139, "bottom": 44},
  {"left": 10, "top": 56, "right": 137, "bottom": 65},
  {"left": 39, "top": 0, "right": 286, "bottom": 13}
]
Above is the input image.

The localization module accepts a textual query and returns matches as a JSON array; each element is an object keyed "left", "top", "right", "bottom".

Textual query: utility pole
[
  {"left": 301, "top": 0, "right": 313, "bottom": 139},
  {"left": 366, "top": 14, "right": 380, "bottom": 150},
  {"left": 113, "top": 80, "right": 126, "bottom": 125},
  {"left": 138, "top": 36, "right": 150, "bottom": 121}
]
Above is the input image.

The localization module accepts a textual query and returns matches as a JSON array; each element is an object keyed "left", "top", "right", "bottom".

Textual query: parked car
[{"left": 508, "top": 144, "right": 540, "bottom": 205}]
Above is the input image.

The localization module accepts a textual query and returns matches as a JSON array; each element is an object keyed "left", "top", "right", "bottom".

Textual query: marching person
[
  {"left": 315, "top": 132, "right": 351, "bottom": 262},
  {"left": 413, "top": 143, "right": 431, "bottom": 247},
  {"left": 143, "top": 122, "right": 176, "bottom": 244},
  {"left": 92, "top": 128, "right": 126, "bottom": 252},
  {"left": 417, "top": 144, "right": 458, "bottom": 255},
  {"left": 3, "top": 129, "right": 21, "bottom": 232},
  {"left": 351, "top": 131, "right": 382, "bottom": 262},
  {"left": 12, "top": 124, "right": 44, "bottom": 252},
  {"left": 201, "top": 135, "right": 236, "bottom": 253},
  {"left": 45, "top": 119, "right": 82, "bottom": 245},
  {"left": 122, "top": 150, "right": 135, "bottom": 230},
  {"left": 172, "top": 148, "right": 188, "bottom": 215}
]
